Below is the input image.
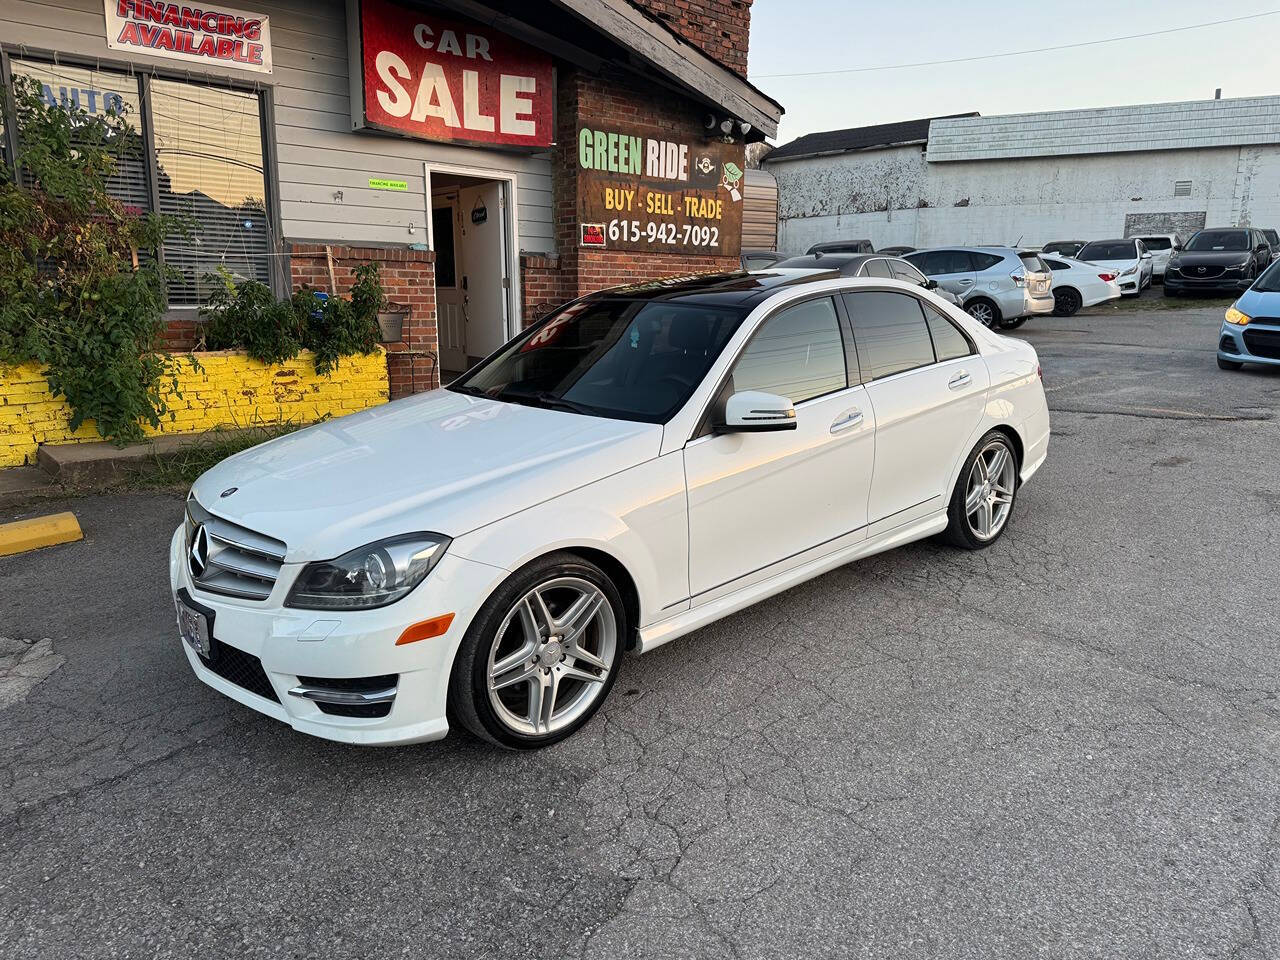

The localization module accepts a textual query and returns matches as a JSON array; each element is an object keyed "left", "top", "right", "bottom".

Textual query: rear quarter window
[{"left": 971, "top": 252, "right": 1004, "bottom": 271}]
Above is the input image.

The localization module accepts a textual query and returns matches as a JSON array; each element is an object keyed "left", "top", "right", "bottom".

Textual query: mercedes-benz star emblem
[
  {"left": 220, "top": 487, "right": 238, "bottom": 498},
  {"left": 189, "top": 524, "right": 210, "bottom": 578}
]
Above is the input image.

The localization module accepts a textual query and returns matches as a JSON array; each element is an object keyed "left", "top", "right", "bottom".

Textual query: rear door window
[
  {"left": 922, "top": 303, "right": 973, "bottom": 362},
  {"left": 843, "top": 291, "right": 937, "bottom": 381}
]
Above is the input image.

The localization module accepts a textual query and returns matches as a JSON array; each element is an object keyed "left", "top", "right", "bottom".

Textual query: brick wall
[
  {"left": 0, "top": 350, "right": 388, "bottom": 468},
  {"left": 290, "top": 243, "right": 438, "bottom": 399},
  {"left": 520, "top": 253, "right": 573, "bottom": 324},
  {"left": 630, "top": 0, "right": 752, "bottom": 76},
  {"left": 537, "top": 69, "right": 743, "bottom": 317}
]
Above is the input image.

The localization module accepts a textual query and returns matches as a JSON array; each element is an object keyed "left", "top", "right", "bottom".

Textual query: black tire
[
  {"left": 1217, "top": 356, "right": 1244, "bottom": 371},
  {"left": 1052, "top": 288, "right": 1082, "bottom": 317},
  {"left": 965, "top": 298, "right": 1001, "bottom": 328},
  {"left": 943, "top": 431, "right": 1019, "bottom": 550},
  {"left": 998, "top": 316, "right": 1028, "bottom": 330},
  {"left": 448, "top": 551, "right": 627, "bottom": 749}
]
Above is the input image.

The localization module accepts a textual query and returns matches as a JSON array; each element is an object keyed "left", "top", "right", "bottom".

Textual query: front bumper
[
  {"left": 168, "top": 526, "right": 506, "bottom": 745},
  {"left": 1218, "top": 321, "right": 1280, "bottom": 367},
  {"left": 1165, "top": 270, "right": 1247, "bottom": 294}
]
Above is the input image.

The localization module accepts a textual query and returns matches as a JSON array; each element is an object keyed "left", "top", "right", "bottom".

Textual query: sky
[{"left": 748, "top": 0, "right": 1280, "bottom": 146}]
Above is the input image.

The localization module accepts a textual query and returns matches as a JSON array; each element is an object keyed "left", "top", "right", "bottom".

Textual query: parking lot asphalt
[{"left": 2, "top": 297, "right": 1279, "bottom": 960}]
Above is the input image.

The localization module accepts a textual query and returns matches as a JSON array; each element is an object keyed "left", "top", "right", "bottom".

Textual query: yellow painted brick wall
[{"left": 0, "top": 349, "right": 389, "bottom": 468}]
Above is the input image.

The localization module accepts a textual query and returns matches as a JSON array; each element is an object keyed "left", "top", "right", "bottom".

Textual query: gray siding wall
[
  {"left": 929, "top": 97, "right": 1280, "bottom": 163},
  {"left": 1, "top": 0, "right": 556, "bottom": 252}
]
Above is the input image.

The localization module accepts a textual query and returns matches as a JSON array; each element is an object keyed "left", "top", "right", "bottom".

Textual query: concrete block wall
[
  {"left": 0, "top": 350, "right": 389, "bottom": 468},
  {"left": 771, "top": 143, "right": 1280, "bottom": 253}
]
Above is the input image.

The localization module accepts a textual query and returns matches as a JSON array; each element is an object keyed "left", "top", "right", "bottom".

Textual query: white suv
[
  {"left": 905, "top": 247, "right": 1054, "bottom": 329},
  {"left": 1134, "top": 234, "right": 1183, "bottom": 280}
]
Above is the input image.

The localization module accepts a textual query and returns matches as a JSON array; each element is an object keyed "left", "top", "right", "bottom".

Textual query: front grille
[
  {"left": 1243, "top": 326, "right": 1280, "bottom": 360},
  {"left": 186, "top": 498, "right": 287, "bottom": 601},
  {"left": 1184, "top": 265, "right": 1226, "bottom": 280},
  {"left": 201, "top": 638, "right": 279, "bottom": 702}
]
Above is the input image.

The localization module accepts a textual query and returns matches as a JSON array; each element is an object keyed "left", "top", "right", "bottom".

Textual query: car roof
[
  {"left": 592, "top": 270, "right": 832, "bottom": 310},
  {"left": 774, "top": 253, "right": 873, "bottom": 268}
]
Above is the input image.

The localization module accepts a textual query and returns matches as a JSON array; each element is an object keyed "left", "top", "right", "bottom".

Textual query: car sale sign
[
  {"left": 355, "top": 0, "right": 553, "bottom": 149},
  {"left": 104, "top": 0, "right": 273, "bottom": 73}
]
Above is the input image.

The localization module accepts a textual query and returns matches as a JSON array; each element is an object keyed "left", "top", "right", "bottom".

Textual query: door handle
[
  {"left": 830, "top": 409, "right": 864, "bottom": 434},
  {"left": 949, "top": 371, "right": 972, "bottom": 389},
  {"left": 958, "top": 278, "right": 974, "bottom": 286}
]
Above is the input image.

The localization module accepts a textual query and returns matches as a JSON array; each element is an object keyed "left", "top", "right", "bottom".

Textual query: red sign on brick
[{"left": 357, "top": 0, "right": 553, "bottom": 149}]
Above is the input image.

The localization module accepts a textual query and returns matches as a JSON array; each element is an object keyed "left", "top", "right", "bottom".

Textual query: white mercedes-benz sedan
[{"left": 171, "top": 272, "right": 1050, "bottom": 749}]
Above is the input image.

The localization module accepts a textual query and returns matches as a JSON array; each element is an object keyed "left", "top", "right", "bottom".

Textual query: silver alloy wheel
[
  {"left": 966, "top": 301, "right": 995, "bottom": 327},
  {"left": 964, "top": 439, "right": 1016, "bottom": 541},
  {"left": 486, "top": 576, "right": 617, "bottom": 736}
]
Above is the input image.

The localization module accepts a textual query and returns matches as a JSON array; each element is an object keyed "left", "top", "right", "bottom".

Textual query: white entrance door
[
  {"left": 432, "top": 197, "right": 466, "bottom": 374},
  {"left": 457, "top": 181, "right": 509, "bottom": 360}
]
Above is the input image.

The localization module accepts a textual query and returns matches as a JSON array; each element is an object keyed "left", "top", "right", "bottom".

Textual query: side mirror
[
  {"left": 720, "top": 391, "right": 797, "bottom": 433},
  {"left": 1173, "top": 244, "right": 1183, "bottom": 252},
  {"left": 1238, "top": 279, "right": 1255, "bottom": 291},
  {"left": 925, "top": 278, "right": 939, "bottom": 290},
  {"left": 1142, "top": 252, "right": 1152, "bottom": 260}
]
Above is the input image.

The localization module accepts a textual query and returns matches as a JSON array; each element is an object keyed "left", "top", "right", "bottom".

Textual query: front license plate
[{"left": 175, "top": 594, "right": 213, "bottom": 658}]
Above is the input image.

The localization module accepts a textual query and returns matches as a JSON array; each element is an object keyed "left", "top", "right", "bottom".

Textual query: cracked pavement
[{"left": 1, "top": 301, "right": 1279, "bottom": 959}]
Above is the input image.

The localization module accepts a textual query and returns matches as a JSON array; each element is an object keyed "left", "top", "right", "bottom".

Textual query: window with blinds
[{"left": 5, "top": 57, "right": 276, "bottom": 309}]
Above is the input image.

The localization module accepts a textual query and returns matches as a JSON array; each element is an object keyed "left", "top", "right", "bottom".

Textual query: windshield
[
  {"left": 1249, "top": 259, "right": 1280, "bottom": 293},
  {"left": 1186, "top": 230, "right": 1249, "bottom": 252},
  {"left": 1042, "top": 242, "right": 1083, "bottom": 256},
  {"left": 1019, "top": 253, "right": 1049, "bottom": 274},
  {"left": 451, "top": 299, "right": 748, "bottom": 423},
  {"left": 1078, "top": 240, "right": 1137, "bottom": 261}
]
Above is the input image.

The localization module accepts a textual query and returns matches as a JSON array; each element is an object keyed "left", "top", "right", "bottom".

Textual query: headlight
[
  {"left": 285, "top": 534, "right": 450, "bottom": 610},
  {"left": 1225, "top": 262, "right": 1246, "bottom": 273},
  {"left": 1120, "top": 264, "right": 1138, "bottom": 277},
  {"left": 1225, "top": 307, "right": 1251, "bottom": 326}
]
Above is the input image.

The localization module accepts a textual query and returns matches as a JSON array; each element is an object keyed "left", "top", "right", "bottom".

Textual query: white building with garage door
[{"left": 765, "top": 96, "right": 1280, "bottom": 254}]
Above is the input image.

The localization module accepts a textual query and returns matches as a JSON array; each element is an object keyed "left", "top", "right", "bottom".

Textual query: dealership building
[
  {"left": 1, "top": 0, "right": 781, "bottom": 395},
  {"left": 765, "top": 97, "right": 1280, "bottom": 255}
]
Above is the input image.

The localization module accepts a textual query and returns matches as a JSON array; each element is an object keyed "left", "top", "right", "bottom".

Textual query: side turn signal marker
[{"left": 396, "top": 614, "right": 455, "bottom": 646}]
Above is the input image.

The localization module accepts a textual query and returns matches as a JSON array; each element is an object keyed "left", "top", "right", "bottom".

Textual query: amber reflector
[{"left": 396, "top": 614, "right": 455, "bottom": 645}]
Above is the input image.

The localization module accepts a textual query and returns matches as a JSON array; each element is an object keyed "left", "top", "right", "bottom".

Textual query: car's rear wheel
[
  {"left": 943, "top": 432, "right": 1019, "bottom": 550},
  {"left": 1053, "top": 288, "right": 1082, "bottom": 317},
  {"left": 449, "top": 553, "right": 625, "bottom": 748},
  {"left": 1217, "top": 356, "right": 1244, "bottom": 371},
  {"left": 965, "top": 298, "right": 1000, "bottom": 328}
]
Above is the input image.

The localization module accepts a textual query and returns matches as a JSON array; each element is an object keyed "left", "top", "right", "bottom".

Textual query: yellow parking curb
[{"left": 0, "top": 512, "right": 83, "bottom": 558}]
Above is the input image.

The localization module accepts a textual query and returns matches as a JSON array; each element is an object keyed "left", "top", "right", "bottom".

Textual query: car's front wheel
[
  {"left": 449, "top": 552, "right": 625, "bottom": 748},
  {"left": 943, "top": 431, "right": 1019, "bottom": 550}
]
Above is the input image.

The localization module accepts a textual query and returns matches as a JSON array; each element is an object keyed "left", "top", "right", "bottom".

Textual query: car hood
[
  {"left": 189, "top": 390, "right": 663, "bottom": 562},
  {"left": 1234, "top": 287, "right": 1280, "bottom": 317},
  {"left": 1172, "top": 251, "right": 1252, "bottom": 267}
]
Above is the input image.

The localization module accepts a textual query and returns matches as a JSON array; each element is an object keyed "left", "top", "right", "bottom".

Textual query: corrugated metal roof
[
  {"left": 765, "top": 113, "right": 979, "bottom": 162},
  {"left": 927, "top": 96, "right": 1280, "bottom": 162}
]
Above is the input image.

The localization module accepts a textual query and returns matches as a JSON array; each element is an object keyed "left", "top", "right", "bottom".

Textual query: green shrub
[
  {"left": 0, "top": 74, "right": 186, "bottom": 444},
  {"left": 201, "top": 268, "right": 303, "bottom": 364},
  {"left": 303, "top": 263, "right": 383, "bottom": 375}
]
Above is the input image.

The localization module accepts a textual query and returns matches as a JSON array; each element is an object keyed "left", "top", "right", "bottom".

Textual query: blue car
[{"left": 1218, "top": 261, "right": 1280, "bottom": 370}]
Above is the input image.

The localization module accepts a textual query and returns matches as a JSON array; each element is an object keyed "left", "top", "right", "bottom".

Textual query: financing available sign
[
  {"left": 353, "top": 0, "right": 554, "bottom": 149},
  {"left": 577, "top": 123, "right": 744, "bottom": 257},
  {"left": 104, "top": 0, "right": 273, "bottom": 73}
]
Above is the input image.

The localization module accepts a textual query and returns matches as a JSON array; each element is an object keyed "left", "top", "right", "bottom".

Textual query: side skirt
[{"left": 637, "top": 510, "right": 950, "bottom": 654}]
